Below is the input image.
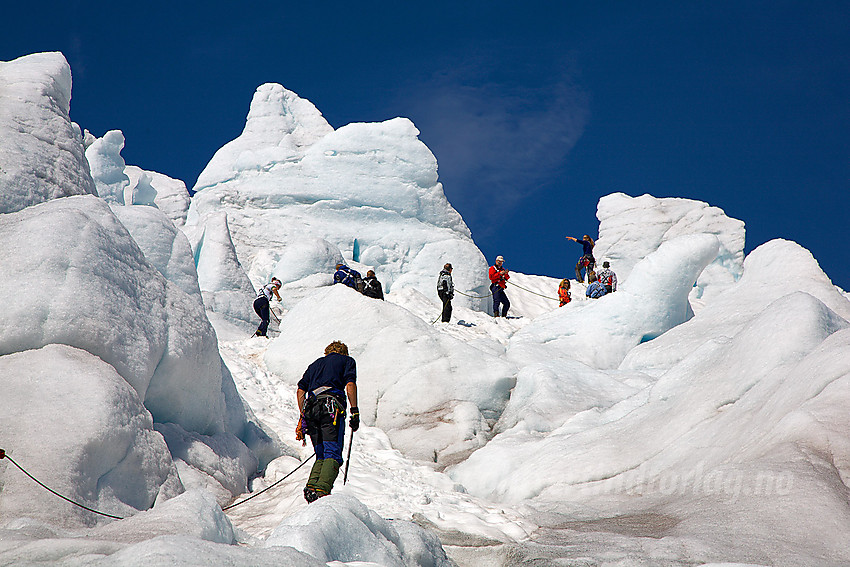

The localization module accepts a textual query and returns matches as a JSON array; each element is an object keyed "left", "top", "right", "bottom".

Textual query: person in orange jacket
[
  {"left": 558, "top": 278, "right": 571, "bottom": 306},
  {"left": 488, "top": 255, "right": 510, "bottom": 317}
]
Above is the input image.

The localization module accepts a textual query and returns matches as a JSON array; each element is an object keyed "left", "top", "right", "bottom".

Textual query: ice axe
[{"left": 343, "top": 428, "right": 354, "bottom": 484}]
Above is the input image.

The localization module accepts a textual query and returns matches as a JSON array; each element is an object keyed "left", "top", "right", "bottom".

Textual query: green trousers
[{"left": 307, "top": 458, "right": 340, "bottom": 496}]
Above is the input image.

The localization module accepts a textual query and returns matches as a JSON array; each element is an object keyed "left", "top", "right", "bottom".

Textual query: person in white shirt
[
  {"left": 253, "top": 277, "right": 282, "bottom": 337},
  {"left": 596, "top": 261, "right": 618, "bottom": 294}
]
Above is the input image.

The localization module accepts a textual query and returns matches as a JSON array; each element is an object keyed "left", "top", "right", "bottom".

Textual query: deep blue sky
[{"left": 4, "top": 1, "right": 849, "bottom": 288}]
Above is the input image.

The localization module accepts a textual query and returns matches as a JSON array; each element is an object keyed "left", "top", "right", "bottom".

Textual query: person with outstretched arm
[
  {"left": 296, "top": 341, "right": 359, "bottom": 502},
  {"left": 488, "top": 256, "right": 511, "bottom": 317},
  {"left": 253, "top": 277, "right": 282, "bottom": 337},
  {"left": 566, "top": 234, "right": 596, "bottom": 283}
]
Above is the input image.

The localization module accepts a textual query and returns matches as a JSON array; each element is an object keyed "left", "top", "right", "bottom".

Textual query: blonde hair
[
  {"left": 560, "top": 278, "right": 570, "bottom": 289},
  {"left": 324, "top": 341, "right": 349, "bottom": 356}
]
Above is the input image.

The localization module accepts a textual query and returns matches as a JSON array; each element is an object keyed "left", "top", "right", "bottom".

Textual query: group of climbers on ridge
[
  {"left": 565, "top": 235, "right": 617, "bottom": 299},
  {"left": 253, "top": 231, "right": 617, "bottom": 335}
]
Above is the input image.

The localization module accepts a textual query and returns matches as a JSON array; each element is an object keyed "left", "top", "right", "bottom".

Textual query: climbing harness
[
  {"left": 222, "top": 453, "right": 316, "bottom": 511},
  {"left": 0, "top": 448, "right": 124, "bottom": 520}
]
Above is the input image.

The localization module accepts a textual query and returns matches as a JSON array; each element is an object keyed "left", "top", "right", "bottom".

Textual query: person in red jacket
[{"left": 488, "top": 255, "right": 510, "bottom": 317}]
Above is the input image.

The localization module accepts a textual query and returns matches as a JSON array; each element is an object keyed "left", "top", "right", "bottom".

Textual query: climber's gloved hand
[{"left": 349, "top": 407, "right": 360, "bottom": 432}]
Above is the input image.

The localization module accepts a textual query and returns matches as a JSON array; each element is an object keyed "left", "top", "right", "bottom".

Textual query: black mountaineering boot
[{"left": 303, "top": 486, "right": 319, "bottom": 503}]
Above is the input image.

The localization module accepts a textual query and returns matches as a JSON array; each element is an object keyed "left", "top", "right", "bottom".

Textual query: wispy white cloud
[{"left": 397, "top": 47, "right": 590, "bottom": 233}]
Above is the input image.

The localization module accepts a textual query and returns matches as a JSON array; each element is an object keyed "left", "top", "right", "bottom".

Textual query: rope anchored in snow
[
  {"left": 221, "top": 452, "right": 316, "bottom": 512},
  {"left": 507, "top": 280, "right": 560, "bottom": 302},
  {"left": 0, "top": 448, "right": 125, "bottom": 520},
  {"left": 0, "top": 447, "right": 316, "bottom": 518}
]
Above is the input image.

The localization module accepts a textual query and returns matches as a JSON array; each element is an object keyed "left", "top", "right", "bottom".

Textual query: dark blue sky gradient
[{"left": 3, "top": 1, "right": 848, "bottom": 288}]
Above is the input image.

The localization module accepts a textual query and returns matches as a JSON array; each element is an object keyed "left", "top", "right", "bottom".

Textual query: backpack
[
  {"left": 587, "top": 282, "right": 607, "bottom": 299},
  {"left": 336, "top": 266, "right": 362, "bottom": 290},
  {"left": 354, "top": 273, "right": 365, "bottom": 293}
]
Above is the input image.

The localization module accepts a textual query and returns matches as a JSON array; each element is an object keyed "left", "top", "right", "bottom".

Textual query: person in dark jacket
[
  {"left": 362, "top": 270, "right": 384, "bottom": 300},
  {"left": 437, "top": 263, "right": 454, "bottom": 322},
  {"left": 566, "top": 235, "right": 596, "bottom": 283},
  {"left": 296, "top": 341, "right": 359, "bottom": 502},
  {"left": 253, "top": 277, "right": 282, "bottom": 337},
  {"left": 488, "top": 256, "right": 510, "bottom": 317}
]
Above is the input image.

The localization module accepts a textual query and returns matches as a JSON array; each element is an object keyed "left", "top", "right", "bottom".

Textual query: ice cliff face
[
  {"left": 0, "top": 52, "right": 96, "bottom": 213},
  {"left": 186, "top": 83, "right": 489, "bottom": 310},
  {"left": 594, "top": 192, "right": 746, "bottom": 304},
  {"left": 0, "top": 53, "right": 260, "bottom": 525}
]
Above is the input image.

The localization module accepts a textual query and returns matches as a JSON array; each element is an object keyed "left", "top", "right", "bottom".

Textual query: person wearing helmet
[
  {"left": 253, "top": 277, "right": 282, "bottom": 337},
  {"left": 488, "top": 256, "right": 510, "bottom": 317}
]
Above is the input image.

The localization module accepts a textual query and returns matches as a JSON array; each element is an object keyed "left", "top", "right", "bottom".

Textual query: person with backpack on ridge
[
  {"left": 558, "top": 278, "right": 572, "bottom": 306},
  {"left": 334, "top": 263, "right": 363, "bottom": 292},
  {"left": 566, "top": 234, "right": 596, "bottom": 283},
  {"left": 437, "top": 263, "right": 454, "bottom": 322},
  {"left": 362, "top": 270, "right": 384, "bottom": 300},
  {"left": 489, "top": 256, "right": 511, "bottom": 317},
  {"left": 296, "top": 341, "right": 359, "bottom": 503},
  {"left": 585, "top": 273, "right": 607, "bottom": 299},
  {"left": 596, "top": 261, "right": 617, "bottom": 294},
  {"left": 253, "top": 277, "right": 282, "bottom": 337}
]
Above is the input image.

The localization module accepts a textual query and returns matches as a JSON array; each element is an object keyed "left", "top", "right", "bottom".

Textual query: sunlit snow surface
[{"left": 3, "top": 52, "right": 850, "bottom": 567}]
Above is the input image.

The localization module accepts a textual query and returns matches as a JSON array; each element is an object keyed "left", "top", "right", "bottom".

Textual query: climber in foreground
[
  {"left": 296, "top": 341, "right": 359, "bottom": 502},
  {"left": 253, "top": 277, "right": 282, "bottom": 337},
  {"left": 437, "top": 263, "right": 454, "bottom": 322},
  {"left": 566, "top": 234, "right": 596, "bottom": 283},
  {"left": 489, "top": 256, "right": 510, "bottom": 317}
]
